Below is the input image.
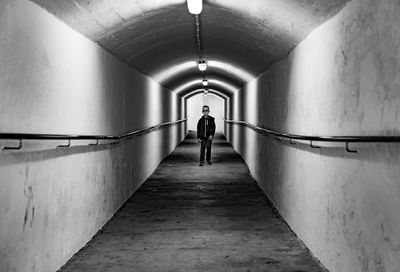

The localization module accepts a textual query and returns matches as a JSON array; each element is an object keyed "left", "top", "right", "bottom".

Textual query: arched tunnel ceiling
[
  {"left": 30, "top": 0, "right": 350, "bottom": 91},
  {"left": 183, "top": 89, "right": 229, "bottom": 100},
  {"left": 173, "top": 76, "right": 238, "bottom": 97}
]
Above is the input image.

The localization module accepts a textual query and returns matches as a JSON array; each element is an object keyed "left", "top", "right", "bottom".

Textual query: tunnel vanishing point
[{"left": 1, "top": 0, "right": 400, "bottom": 271}]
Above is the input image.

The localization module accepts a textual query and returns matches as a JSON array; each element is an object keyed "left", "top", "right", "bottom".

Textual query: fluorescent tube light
[
  {"left": 187, "top": 0, "right": 203, "bottom": 15},
  {"left": 198, "top": 60, "right": 207, "bottom": 71}
]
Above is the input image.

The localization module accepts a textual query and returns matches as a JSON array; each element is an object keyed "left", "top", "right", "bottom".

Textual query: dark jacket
[{"left": 197, "top": 116, "right": 216, "bottom": 139}]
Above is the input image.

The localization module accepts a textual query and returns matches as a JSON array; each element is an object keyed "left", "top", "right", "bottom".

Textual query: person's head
[{"left": 202, "top": 105, "right": 210, "bottom": 116}]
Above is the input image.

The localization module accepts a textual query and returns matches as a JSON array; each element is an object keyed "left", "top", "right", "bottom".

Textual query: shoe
[
  {"left": 207, "top": 161, "right": 212, "bottom": 165},
  {"left": 199, "top": 162, "right": 204, "bottom": 166}
]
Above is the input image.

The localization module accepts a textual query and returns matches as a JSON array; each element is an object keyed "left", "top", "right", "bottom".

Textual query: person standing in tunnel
[{"left": 197, "top": 105, "right": 216, "bottom": 166}]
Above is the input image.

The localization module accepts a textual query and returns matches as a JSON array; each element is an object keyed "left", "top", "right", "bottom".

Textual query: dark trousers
[{"left": 200, "top": 138, "right": 212, "bottom": 163}]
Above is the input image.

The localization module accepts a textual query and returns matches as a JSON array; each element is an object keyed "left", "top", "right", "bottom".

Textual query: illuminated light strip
[
  {"left": 152, "top": 61, "right": 197, "bottom": 83},
  {"left": 207, "top": 60, "right": 255, "bottom": 82},
  {"left": 207, "top": 79, "right": 239, "bottom": 93},
  {"left": 180, "top": 87, "right": 232, "bottom": 99},
  {"left": 172, "top": 78, "right": 239, "bottom": 96},
  {"left": 182, "top": 88, "right": 230, "bottom": 100},
  {"left": 172, "top": 79, "right": 202, "bottom": 94},
  {"left": 151, "top": 60, "right": 255, "bottom": 86}
]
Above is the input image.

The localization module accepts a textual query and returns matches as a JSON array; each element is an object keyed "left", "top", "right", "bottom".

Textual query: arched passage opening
[
  {"left": 185, "top": 92, "right": 225, "bottom": 133},
  {"left": 172, "top": 78, "right": 239, "bottom": 126}
]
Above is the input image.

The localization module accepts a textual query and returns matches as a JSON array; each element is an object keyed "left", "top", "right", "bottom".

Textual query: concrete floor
[{"left": 58, "top": 132, "right": 327, "bottom": 272}]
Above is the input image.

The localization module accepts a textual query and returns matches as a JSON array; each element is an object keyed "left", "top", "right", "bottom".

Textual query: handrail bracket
[
  {"left": 346, "top": 142, "right": 358, "bottom": 153},
  {"left": 2, "top": 139, "right": 23, "bottom": 151}
]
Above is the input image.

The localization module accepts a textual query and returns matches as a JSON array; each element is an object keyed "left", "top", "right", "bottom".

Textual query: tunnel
[{"left": 1, "top": 0, "right": 400, "bottom": 271}]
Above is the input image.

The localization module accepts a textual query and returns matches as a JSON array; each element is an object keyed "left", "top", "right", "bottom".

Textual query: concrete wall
[
  {"left": 227, "top": 0, "right": 400, "bottom": 271},
  {"left": 0, "top": 1, "right": 185, "bottom": 272}
]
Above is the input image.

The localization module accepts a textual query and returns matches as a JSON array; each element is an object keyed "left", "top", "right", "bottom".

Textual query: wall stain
[
  {"left": 30, "top": 206, "right": 35, "bottom": 228},
  {"left": 23, "top": 209, "right": 29, "bottom": 232},
  {"left": 23, "top": 185, "right": 34, "bottom": 232}
]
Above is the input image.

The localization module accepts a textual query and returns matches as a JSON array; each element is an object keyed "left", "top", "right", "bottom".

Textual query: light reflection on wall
[
  {"left": 143, "top": 78, "right": 164, "bottom": 170},
  {"left": 145, "top": 79, "right": 163, "bottom": 126},
  {"left": 207, "top": 60, "right": 255, "bottom": 82},
  {"left": 172, "top": 78, "right": 239, "bottom": 96},
  {"left": 244, "top": 79, "right": 259, "bottom": 124},
  {"left": 233, "top": 90, "right": 240, "bottom": 120},
  {"left": 241, "top": 79, "right": 259, "bottom": 165},
  {"left": 152, "top": 61, "right": 197, "bottom": 84},
  {"left": 170, "top": 92, "right": 178, "bottom": 121},
  {"left": 173, "top": 79, "right": 202, "bottom": 95},
  {"left": 169, "top": 92, "right": 178, "bottom": 151},
  {"left": 230, "top": 90, "right": 241, "bottom": 148},
  {"left": 207, "top": 79, "right": 240, "bottom": 94},
  {"left": 155, "top": 60, "right": 254, "bottom": 88}
]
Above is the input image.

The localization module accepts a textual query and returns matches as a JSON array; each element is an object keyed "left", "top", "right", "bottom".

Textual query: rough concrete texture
[
  {"left": 58, "top": 133, "right": 327, "bottom": 272},
  {"left": 0, "top": 0, "right": 179, "bottom": 135},
  {"left": 0, "top": 1, "right": 183, "bottom": 271},
  {"left": 228, "top": 0, "right": 400, "bottom": 271},
  {"left": 28, "top": 0, "right": 350, "bottom": 88}
]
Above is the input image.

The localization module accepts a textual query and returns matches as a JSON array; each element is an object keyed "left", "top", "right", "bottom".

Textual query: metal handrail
[
  {"left": 1, "top": 118, "right": 187, "bottom": 151},
  {"left": 224, "top": 119, "right": 400, "bottom": 153}
]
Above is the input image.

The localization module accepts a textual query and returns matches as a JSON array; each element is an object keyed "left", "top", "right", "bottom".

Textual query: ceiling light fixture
[
  {"left": 198, "top": 60, "right": 207, "bottom": 71},
  {"left": 202, "top": 79, "right": 208, "bottom": 86},
  {"left": 187, "top": 0, "right": 203, "bottom": 15}
]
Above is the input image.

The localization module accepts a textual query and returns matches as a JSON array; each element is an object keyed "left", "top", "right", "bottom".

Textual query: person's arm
[
  {"left": 212, "top": 118, "right": 216, "bottom": 135},
  {"left": 210, "top": 118, "right": 216, "bottom": 140},
  {"left": 197, "top": 119, "right": 202, "bottom": 142}
]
